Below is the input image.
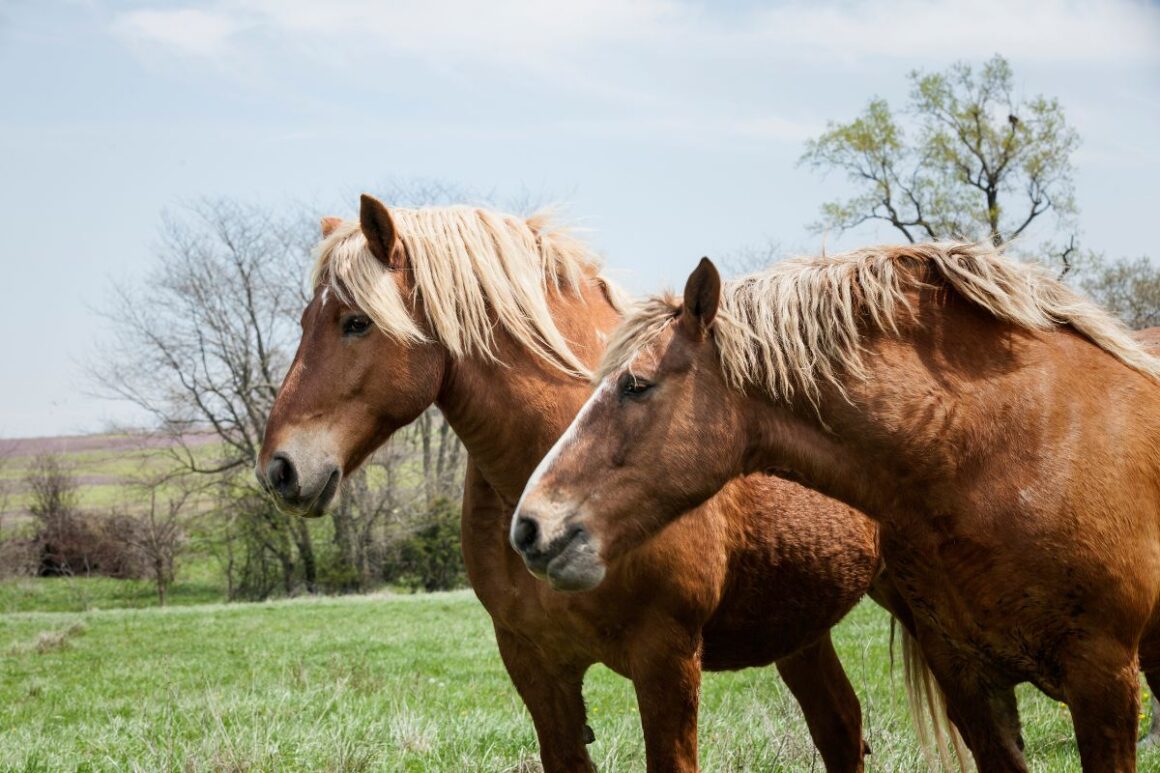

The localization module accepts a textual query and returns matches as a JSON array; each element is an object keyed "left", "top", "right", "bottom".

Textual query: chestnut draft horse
[
  {"left": 514, "top": 245, "right": 1160, "bottom": 771},
  {"left": 258, "top": 195, "right": 902, "bottom": 772}
]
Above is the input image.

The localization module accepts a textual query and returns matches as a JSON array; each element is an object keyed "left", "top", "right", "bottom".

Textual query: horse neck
[
  {"left": 742, "top": 294, "right": 1061, "bottom": 520},
  {"left": 436, "top": 278, "right": 621, "bottom": 505}
]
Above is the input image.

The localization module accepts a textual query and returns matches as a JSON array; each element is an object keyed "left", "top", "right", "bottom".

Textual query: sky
[{"left": 1, "top": 0, "right": 1158, "bottom": 438}]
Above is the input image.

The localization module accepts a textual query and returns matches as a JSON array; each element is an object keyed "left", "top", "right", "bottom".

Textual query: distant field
[
  {"left": 0, "top": 432, "right": 219, "bottom": 519},
  {"left": 1, "top": 586, "right": 1156, "bottom": 771}
]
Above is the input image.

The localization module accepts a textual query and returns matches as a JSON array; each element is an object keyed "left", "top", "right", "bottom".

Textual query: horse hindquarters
[
  {"left": 701, "top": 477, "right": 878, "bottom": 771},
  {"left": 776, "top": 634, "right": 867, "bottom": 773}
]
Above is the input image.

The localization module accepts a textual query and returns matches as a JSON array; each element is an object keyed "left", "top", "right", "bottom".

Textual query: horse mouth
[
  {"left": 543, "top": 530, "right": 606, "bottom": 592},
  {"left": 271, "top": 468, "right": 341, "bottom": 519},
  {"left": 303, "top": 469, "right": 341, "bottom": 517}
]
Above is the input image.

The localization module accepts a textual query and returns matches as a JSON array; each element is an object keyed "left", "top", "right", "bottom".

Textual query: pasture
[{"left": 3, "top": 582, "right": 1157, "bottom": 771}]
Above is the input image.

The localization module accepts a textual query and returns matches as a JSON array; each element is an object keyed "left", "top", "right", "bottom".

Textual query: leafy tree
[
  {"left": 1079, "top": 255, "right": 1160, "bottom": 330},
  {"left": 801, "top": 55, "right": 1080, "bottom": 255}
]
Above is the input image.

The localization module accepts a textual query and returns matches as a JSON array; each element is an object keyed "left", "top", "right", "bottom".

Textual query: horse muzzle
[
  {"left": 510, "top": 512, "right": 606, "bottom": 592},
  {"left": 258, "top": 451, "right": 341, "bottom": 517}
]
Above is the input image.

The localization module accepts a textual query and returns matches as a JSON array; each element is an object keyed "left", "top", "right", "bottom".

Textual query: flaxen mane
[
  {"left": 312, "top": 207, "right": 621, "bottom": 378},
  {"left": 602, "top": 242, "right": 1160, "bottom": 403}
]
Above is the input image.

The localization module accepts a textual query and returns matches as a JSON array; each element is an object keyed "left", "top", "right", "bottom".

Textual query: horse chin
[
  {"left": 545, "top": 540, "right": 607, "bottom": 592},
  {"left": 306, "top": 470, "right": 342, "bottom": 517},
  {"left": 279, "top": 469, "right": 341, "bottom": 519}
]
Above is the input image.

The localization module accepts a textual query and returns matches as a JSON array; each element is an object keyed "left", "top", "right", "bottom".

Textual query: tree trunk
[
  {"left": 418, "top": 412, "right": 435, "bottom": 506},
  {"left": 291, "top": 517, "right": 317, "bottom": 593},
  {"left": 331, "top": 489, "right": 360, "bottom": 591}
]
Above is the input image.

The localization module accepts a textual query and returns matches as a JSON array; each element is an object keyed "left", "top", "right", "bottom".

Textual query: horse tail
[{"left": 902, "top": 627, "right": 969, "bottom": 771}]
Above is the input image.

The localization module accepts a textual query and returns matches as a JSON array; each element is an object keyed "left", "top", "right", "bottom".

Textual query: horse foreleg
[
  {"left": 630, "top": 637, "right": 702, "bottom": 773},
  {"left": 1063, "top": 643, "right": 1140, "bottom": 772},
  {"left": 494, "top": 626, "right": 596, "bottom": 773},
  {"left": 776, "top": 633, "right": 867, "bottom": 772},
  {"left": 915, "top": 629, "right": 1027, "bottom": 772}
]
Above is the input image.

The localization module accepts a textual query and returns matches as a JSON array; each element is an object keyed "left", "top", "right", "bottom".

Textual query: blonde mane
[
  {"left": 601, "top": 242, "right": 1160, "bottom": 403},
  {"left": 311, "top": 206, "right": 620, "bottom": 378}
]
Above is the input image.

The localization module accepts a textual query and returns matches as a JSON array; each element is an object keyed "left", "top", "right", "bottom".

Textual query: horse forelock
[
  {"left": 597, "top": 294, "right": 681, "bottom": 383},
  {"left": 309, "top": 206, "right": 617, "bottom": 378}
]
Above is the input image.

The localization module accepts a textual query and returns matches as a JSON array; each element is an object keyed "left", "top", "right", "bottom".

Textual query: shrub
[{"left": 396, "top": 498, "right": 466, "bottom": 593}]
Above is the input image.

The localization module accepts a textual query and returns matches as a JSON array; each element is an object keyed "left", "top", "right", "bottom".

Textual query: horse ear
[
  {"left": 681, "top": 257, "right": 721, "bottom": 339},
  {"left": 320, "top": 216, "right": 343, "bottom": 238},
  {"left": 359, "top": 194, "right": 402, "bottom": 268}
]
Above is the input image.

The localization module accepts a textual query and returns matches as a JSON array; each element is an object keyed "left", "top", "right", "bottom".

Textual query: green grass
[
  {"left": 0, "top": 576, "right": 225, "bottom": 614},
  {"left": 1, "top": 590, "right": 1156, "bottom": 771}
]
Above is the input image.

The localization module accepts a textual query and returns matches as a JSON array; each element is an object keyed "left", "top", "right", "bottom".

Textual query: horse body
[
  {"left": 820, "top": 298, "right": 1160, "bottom": 767},
  {"left": 514, "top": 245, "right": 1160, "bottom": 770},
  {"left": 258, "top": 197, "right": 889, "bottom": 772}
]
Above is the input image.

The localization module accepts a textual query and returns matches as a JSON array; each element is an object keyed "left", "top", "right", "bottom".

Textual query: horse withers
[{"left": 515, "top": 246, "right": 1160, "bottom": 771}]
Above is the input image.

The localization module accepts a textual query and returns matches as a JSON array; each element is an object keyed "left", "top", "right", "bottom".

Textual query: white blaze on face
[{"left": 512, "top": 376, "right": 616, "bottom": 546}]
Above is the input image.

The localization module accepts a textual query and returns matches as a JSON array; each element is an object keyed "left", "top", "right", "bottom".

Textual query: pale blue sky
[{"left": 1, "top": 0, "right": 1158, "bottom": 437}]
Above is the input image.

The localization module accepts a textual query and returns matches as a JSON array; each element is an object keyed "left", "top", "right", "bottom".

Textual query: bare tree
[
  {"left": 119, "top": 490, "right": 189, "bottom": 606},
  {"left": 91, "top": 198, "right": 318, "bottom": 594},
  {"left": 719, "top": 240, "right": 786, "bottom": 279},
  {"left": 0, "top": 440, "right": 12, "bottom": 543},
  {"left": 93, "top": 199, "right": 311, "bottom": 474},
  {"left": 0, "top": 442, "right": 35, "bottom": 578},
  {"left": 92, "top": 184, "right": 478, "bottom": 597}
]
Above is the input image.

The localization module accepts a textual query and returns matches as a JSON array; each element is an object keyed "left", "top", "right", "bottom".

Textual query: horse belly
[{"left": 883, "top": 517, "right": 1157, "bottom": 696}]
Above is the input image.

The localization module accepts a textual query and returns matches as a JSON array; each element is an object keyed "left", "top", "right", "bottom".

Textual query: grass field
[{"left": 2, "top": 582, "right": 1157, "bottom": 772}]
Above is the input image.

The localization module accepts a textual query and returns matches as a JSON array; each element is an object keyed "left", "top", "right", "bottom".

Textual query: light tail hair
[{"left": 902, "top": 629, "right": 970, "bottom": 772}]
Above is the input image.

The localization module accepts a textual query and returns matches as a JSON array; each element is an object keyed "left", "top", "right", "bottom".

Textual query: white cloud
[
  {"left": 102, "top": 0, "right": 1159, "bottom": 150},
  {"left": 739, "top": 0, "right": 1160, "bottom": 65},
  {"left": 107, "top": 0, "right": 1160, "bottom": 68},
  {"left": 112, "top": 7, "right": 246, "bottom": 58},
  {"left": 243, "top": 0, "right": 680, "bottom": 64}
]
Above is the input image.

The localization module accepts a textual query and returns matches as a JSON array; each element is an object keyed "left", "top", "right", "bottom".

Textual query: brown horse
[
  {"left": 514, "top": 245, "right": 1160, "bottom": 771},
  {"left": 258, "top": 195, "right": 898, "bottom": 772}
]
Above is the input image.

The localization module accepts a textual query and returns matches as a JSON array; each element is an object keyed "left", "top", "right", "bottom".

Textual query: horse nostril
[
  {"left": 511, "top": 515, "right": 540, "bottom": 553},
  {"left": 267, "top": 454, "right": 298, "bottom": 499}
]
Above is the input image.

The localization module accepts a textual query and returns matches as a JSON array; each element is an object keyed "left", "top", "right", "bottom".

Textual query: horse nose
[
  {"left": 266, "top": 453, "right": 299, "bottom": 500},
  {"left": 511, "top": 515, "right": 540, "bottom": 554}
]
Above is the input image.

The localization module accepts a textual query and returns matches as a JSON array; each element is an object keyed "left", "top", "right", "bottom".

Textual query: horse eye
[
  {"left": 620, "top": 376, "right": 654, "bottom": 399},
  {"left": 341, "top": 315, "right": 372, "bottom": 337}
]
